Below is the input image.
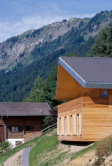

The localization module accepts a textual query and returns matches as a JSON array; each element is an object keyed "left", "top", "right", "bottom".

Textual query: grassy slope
[
  {"left": 29, "top": 131, "right": 96, "bottom": 166},
  {"left": 0, "top": 128, "right": 96, "bottom": 166},
  {"left": 0, "top": 137, "right": 36, "bottom": 164}
]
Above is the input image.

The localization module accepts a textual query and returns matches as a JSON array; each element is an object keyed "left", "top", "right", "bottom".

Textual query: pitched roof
[
  {"left": 0, "top": 102, "right": 51, "bottom": 116},
  {"left": 59, "top": 57, "right": 112, "bottom": 89}
]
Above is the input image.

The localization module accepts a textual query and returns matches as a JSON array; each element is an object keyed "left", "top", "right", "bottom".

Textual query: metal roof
[
  {"left": 0, "top": 102, "right": 51, "bottom": 116},
  {"left": 59, "top": 57, "right": 112, "bottom": 89}
]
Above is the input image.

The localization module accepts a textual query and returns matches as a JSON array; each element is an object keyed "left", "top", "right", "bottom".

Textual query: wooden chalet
[
  {"left": 0, "top": 102, "right": 51, "bottom": 147},
  {"left": 56, "top": 57, "right": 112, "bottom": 142}
]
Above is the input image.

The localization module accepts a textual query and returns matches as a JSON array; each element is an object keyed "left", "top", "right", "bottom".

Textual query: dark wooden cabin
[
  {"left": 56, "top": 57, "right": 112, "bottom": 142},
  {"left": 0, "top": 102, "right": 51, "bottom": 147}
]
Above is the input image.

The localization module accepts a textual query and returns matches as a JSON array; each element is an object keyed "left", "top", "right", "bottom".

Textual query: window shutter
[
  {"left": 18, "top": 126, "right": 22, "bottom": 132},
  {"left": 29, "top": 126, "right": 34, "bottom": 131},
  {"left": 8, "top": 126, "right": 12, "bottom": 132}
]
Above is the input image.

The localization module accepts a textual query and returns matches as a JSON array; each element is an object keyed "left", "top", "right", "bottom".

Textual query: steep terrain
[
  {"left": 0, "top": 17, "right": 88, "bottom": 71},
  {"left": 0, "top": 10, "right": 112, "bottom": 71},
  {"left": 0, "top": 10, "right": 112, "bottom": 102}
]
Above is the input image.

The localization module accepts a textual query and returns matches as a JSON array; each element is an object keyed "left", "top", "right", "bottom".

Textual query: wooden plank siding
[
  {"left": 56, "top": 64, "right": 105, "bottom": 101},
  {"left": 58, "top": 96, "right": 112, "bottom": 142},
  {"left": 82, "top": 97, "right": 112, "bottom": 141},
  {"left": 58, "top": 98, "right": 83, "bottom": 141},
  {"left": 4, "top": 116, "right": 43, "bottom": 139}
]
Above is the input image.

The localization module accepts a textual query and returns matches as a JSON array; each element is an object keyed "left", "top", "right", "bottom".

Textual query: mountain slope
[
  {"left": 0, "top": 10, "right": 112, "bottom": 72},
  {"left": 0, "top": 11, "right": 112, "bottom": 102},
  {"left": 0, "top": 17, "right": 88, "bottom": 71}
]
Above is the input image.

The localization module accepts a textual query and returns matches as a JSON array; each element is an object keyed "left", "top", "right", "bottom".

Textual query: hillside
[
  {"left": 0, "top": 128, "right": 94, "bottom": 166},
  {"left": 0, "top": 10, "right": 112, "bottom": 102},
  {"left": 0, "top": 10, "right": 112, "bottom": 71},
  {"left": 0, "top": 17, "right": 88, "bottom": 71}
]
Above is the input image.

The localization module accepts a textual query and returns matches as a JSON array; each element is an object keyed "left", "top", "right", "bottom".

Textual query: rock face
[
  {"left": 0, "top": 10, "right": 112, "bottom": 71},
  {"left": 0, "top": 18, "right": 84, "bottom": 70}
]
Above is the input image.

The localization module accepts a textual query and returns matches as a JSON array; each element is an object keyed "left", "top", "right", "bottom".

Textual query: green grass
[
  {"left": 29, "top": 132, "right": 96, "bottom": 166},
  {"left": 0, "top": 139, "right": 34, "bottom": 164},
  {"left": 0, "top": 129, "right": 97, "bottom": 166},
  {"left": 0, "top": 129, "right": 56, "bottom": 164},
  {"left": 29, "top": 133, "right": 59, "bottom": 166}
]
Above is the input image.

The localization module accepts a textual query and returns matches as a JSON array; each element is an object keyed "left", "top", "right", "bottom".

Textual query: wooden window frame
[
  {"left": 9, "top": 126, "right": 22, "bottom": 133},
  {"left": 25, "top": 126, "right": 34, "bottom": 132}
]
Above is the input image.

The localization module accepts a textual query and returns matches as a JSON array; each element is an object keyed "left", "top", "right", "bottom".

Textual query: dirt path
[{"left": 1, "top": 149, "right": 23, "bottom": 166}]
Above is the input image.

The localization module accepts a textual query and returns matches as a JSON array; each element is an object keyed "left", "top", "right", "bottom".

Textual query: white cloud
[
  {"left": 0, "top": 14, "right": 69, "bottom": 42},
  {"left": 0, "top": 1, "right": 95, "bottom": 43}
]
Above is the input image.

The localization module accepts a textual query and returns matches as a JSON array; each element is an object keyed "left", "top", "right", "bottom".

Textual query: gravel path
[
  {"left": 1, "top": 149, "right": 23, "bottom": 166},
  {"left": 22, "top": 148, "right": 31, "bottom": 166}
]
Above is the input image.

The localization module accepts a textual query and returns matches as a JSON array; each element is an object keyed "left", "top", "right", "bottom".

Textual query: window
[
  {"left": 61, "top": 117, "right": 65, "bottom": 135},
  {"left": 59, "top": 118, "right": 61, "bottom": 135},
  {"left": 70, "top": 115, "right": 73, "bottom": 135},
  {"left": 67, "top": 116, "right": 70, "bottom": 135},
  {"left": 101, "top": 89, "right": 108, "bottom": 97},
  {"left": 76, "top": 114, "right": 82, "bottom": 135},
  {"left": 8, "top": 126, "right": 22, "bottom": 132},
  {"left": 77, "top": 114, "right": 79, "bottom": 135},
  {"left": 12, "top": 127, "right": 18, "bottom": 132},
  {"left": 25, "top": 126, "right": 34, "bottom": 132},
  {"left": 73, "top": 115, "right": 76, "bottom": 135},
  {"left": 64, "top": 117, "right": 67, "bottom": 135},
  {"left": 16, "top": 141, "right": 22, "bottom": 147}
]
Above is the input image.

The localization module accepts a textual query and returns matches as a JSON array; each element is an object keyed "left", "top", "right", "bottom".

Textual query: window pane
[
  {"left": 16, "top": 127, "right": 18, "bottom": 132},
  {"left": 12, "top": 127, "right": 14, "bottom": 132}
]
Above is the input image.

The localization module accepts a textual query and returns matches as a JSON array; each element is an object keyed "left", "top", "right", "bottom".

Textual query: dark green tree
[
  {"left": 39, "top": 65, "right": 62, "bottom": 107},
  {"left": 24, "top": 76, "right": 43, "bottom": 102},
  {"left": 91, "top": 23, "right": 112, "bottom": 57}
]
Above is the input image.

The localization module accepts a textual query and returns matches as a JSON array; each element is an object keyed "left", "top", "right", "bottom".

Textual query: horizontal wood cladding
[
  {"left": 24, "top": 117, "right": 43, "bottom": 137},
  {"left": 58, "top": 96, "right": 112, "bottom": 142},
  {"left": 56, "top": 64, "right": 105, "bottom": 100},
  {"left": 58, "top": 135, "right": 83, "bottom": 141},
  {"left": 58, "top": 97, "right": 82, "bottom": 115},
  {"left": 82, "top": 97, "right": 112, "bottom": 141},
  {"left": 6, "top": 116, "right": 43, "bottom": 139}
]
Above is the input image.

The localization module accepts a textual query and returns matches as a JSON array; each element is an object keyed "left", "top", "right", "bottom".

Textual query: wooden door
[{"left": 0, "top": 125, "right": 5, "bottom": 140}]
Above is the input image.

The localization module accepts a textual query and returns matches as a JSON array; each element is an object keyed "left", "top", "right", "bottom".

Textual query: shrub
[
  {"left": 94, "top": 157, "right": 105, "bottom": 166},
  {"left": 96, "top": 135, "right": 112, "bottom": 157},
  {"left": 0, "top": 141, "right": 11, "bottom": 150}
]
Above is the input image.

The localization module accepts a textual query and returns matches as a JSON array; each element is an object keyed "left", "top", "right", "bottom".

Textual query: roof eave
[
  {"left": 1, "top": 114, "right": 51, "bottom": 116},
  {"left": 59, "top": 57, "right": 112, "bottom": 89}
]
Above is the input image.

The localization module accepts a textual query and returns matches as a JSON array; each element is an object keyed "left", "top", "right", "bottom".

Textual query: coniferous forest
[{"left": 0, "top": 11, "right": 112, "bottom": 107}]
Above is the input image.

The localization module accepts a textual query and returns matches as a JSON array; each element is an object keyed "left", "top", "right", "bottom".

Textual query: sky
[{"left": 0, "top": 0, "right": 112, "bottom": 42}]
